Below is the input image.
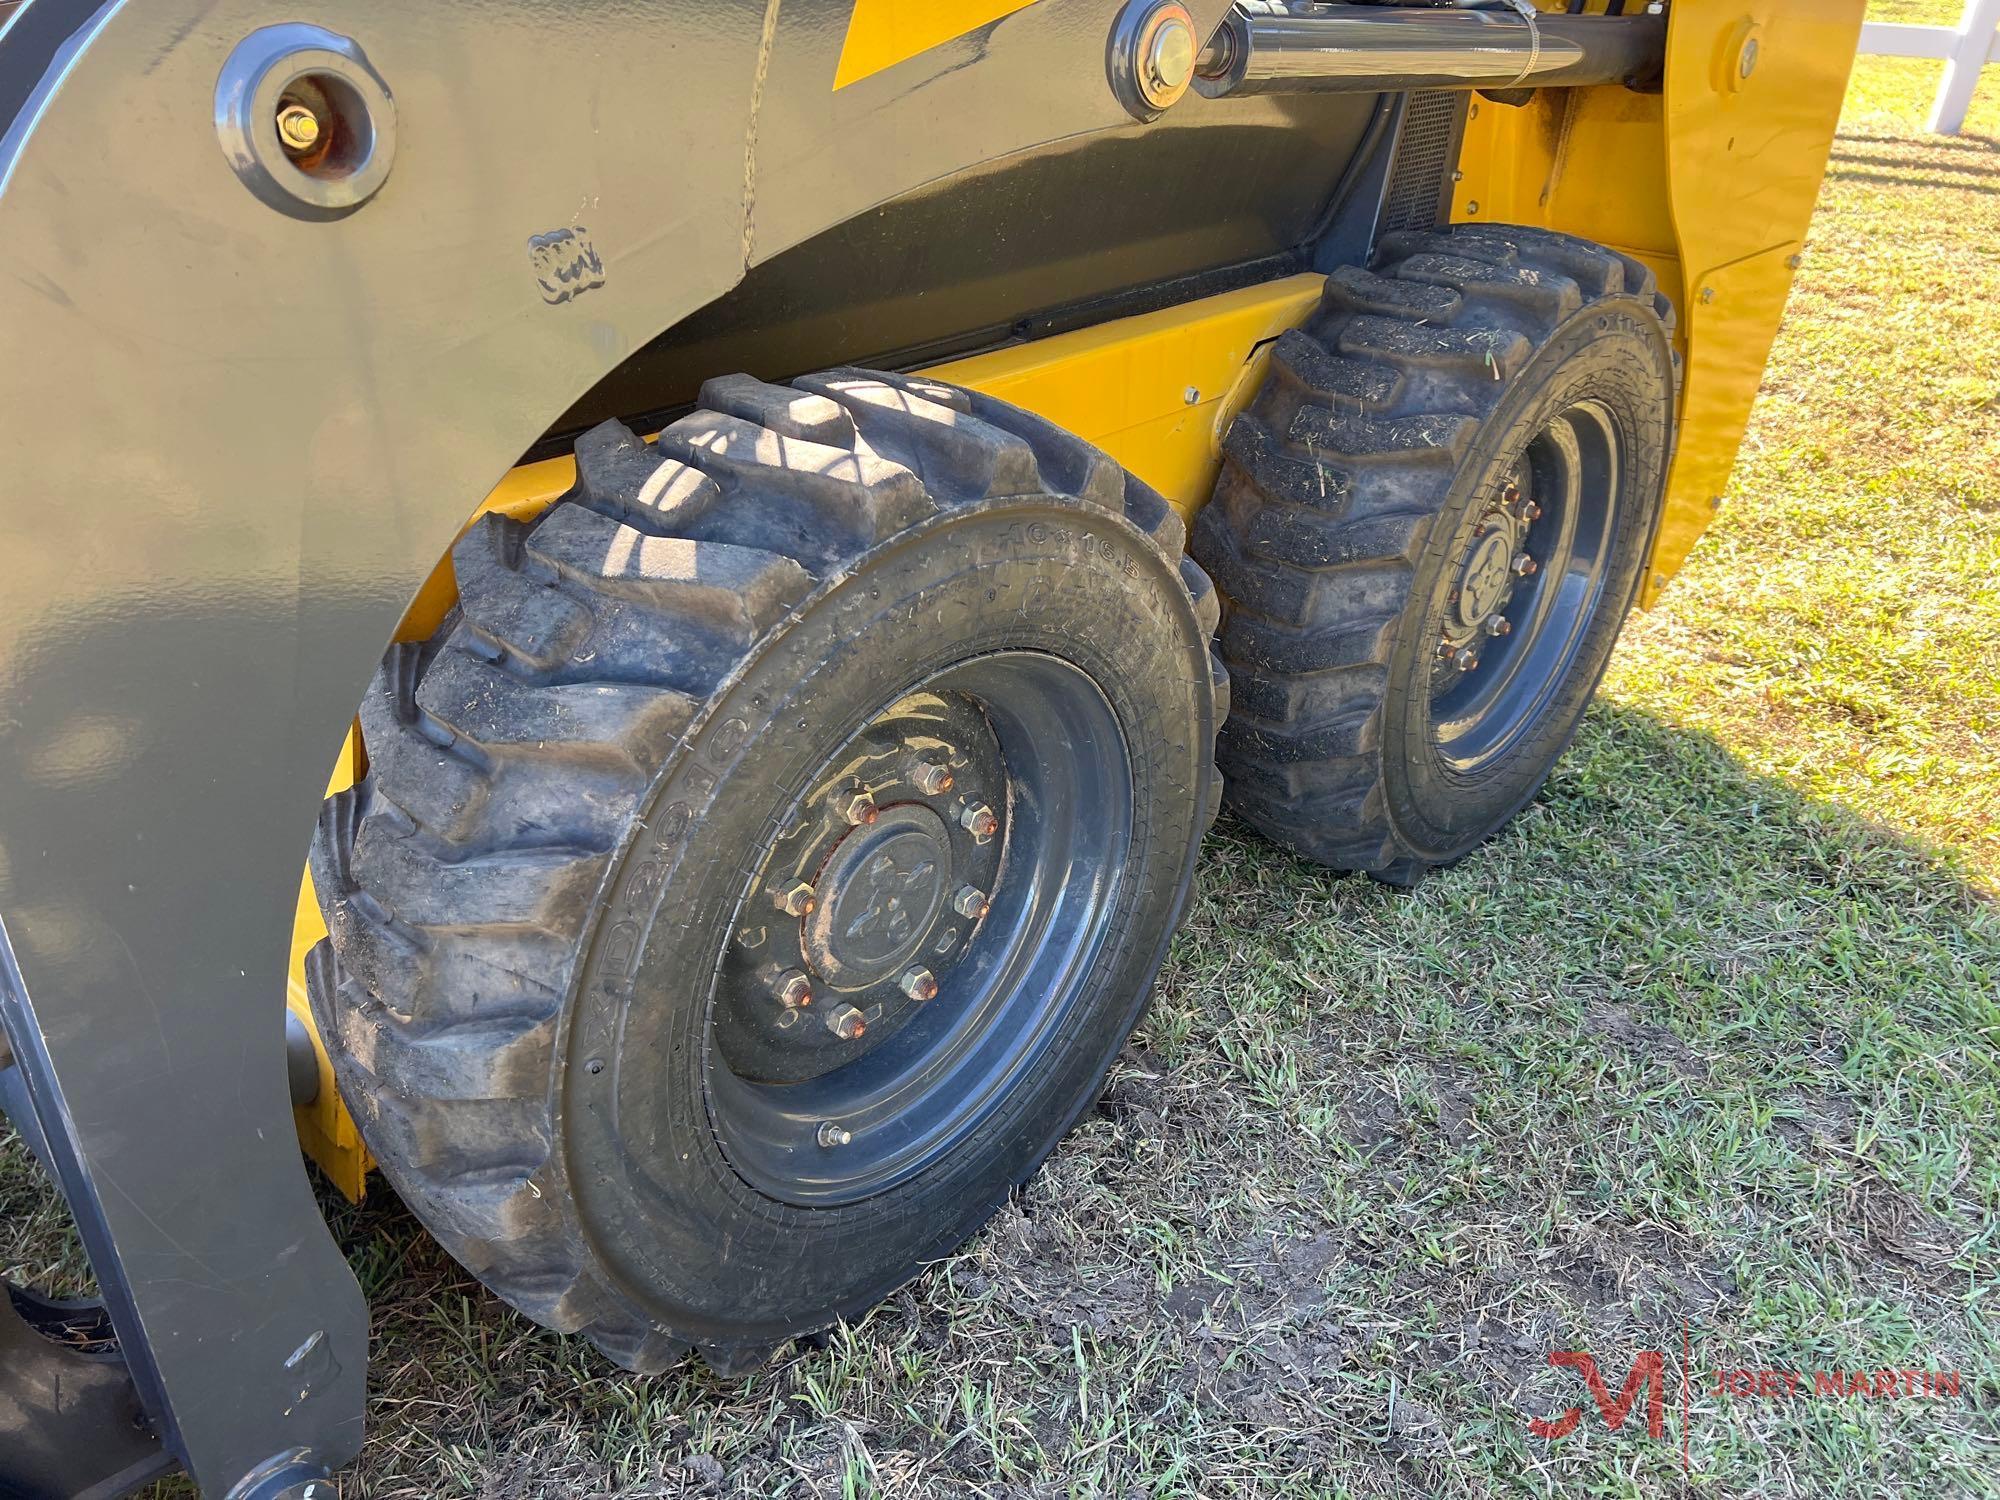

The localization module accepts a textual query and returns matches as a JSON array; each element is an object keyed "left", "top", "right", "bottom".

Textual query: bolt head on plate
[
  {"left": 1452, "top": 646, "right": 1481, "bottom": 673},
  {"left": 824, "top": 1004, "right": 866, "bottom": 1041},
  {"left": 773, "top": 881, "right": 816, "bottom": 918},
  {"left": 960, "top": 803, "right": 998, "bottom": 841},
  {"left": 1511, "top": 553, "right": 1539, "bottom": 577},
  {"left": 1484, "top": 615, "right": 1512, "bottom": 638},
  {"left": 911, "top": 761, "right": 954, "bottom": 796},
  {"left": 900, "top": 967, "right": 939, "bottom": 1003},
  {"left": 816, "top": 1122, "right": 852, "bottom": 1148},
  {"left": 952, "top": 885, "right": 990, "bottom": 920},
  {"left": 838, "top": 789, "right": 878, "bottom": 826},
  {"left": 1519, "top": 499, "right": 1543, "bottom": 522},
  {"left": 775, "top": 970, "right": 812, "bottom": 1009}
]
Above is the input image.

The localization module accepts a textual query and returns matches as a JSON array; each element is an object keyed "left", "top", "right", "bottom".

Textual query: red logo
[
  {"left": 1526, "top": 1325, "right": 1965, "bottom": 1473},
  {"left": 1528, "top": 1349, "right": 1668, "bottom": 1440}
]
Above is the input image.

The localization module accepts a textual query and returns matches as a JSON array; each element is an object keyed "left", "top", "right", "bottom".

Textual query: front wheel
[
  {"left": 1193, "top": 224, "right": 1678, "bottom": 881},
  {"left": 308, "top": 369, "right": 1225, "bottom": 1375}
]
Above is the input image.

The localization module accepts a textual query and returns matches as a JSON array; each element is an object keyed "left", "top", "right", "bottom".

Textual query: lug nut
[
  {"left": 960, "top": 803, "right": 999, "bottom": 841},
  {"left": 838, "top": 789, "right": 878, "bottom": 826},
  {"left": 275, "top": 102, "right": 322, "bottom": 153},
  {"left": 900, "top": 966, "right": 939, "bottom": 1002},
  {"left": 911, "top": 761, "right": 954, "bottom": 796},
  {"left": 1501, "top": 481, "right": 1520, "bottom": 506},
  {"left": 1511, "top": 553, "right": 1539, "bottom": 577},
  {"left": 774, "top": 969, "right": 812, "bottom": 1009},
  {"left": 825, "top": 1004, "right": 866, "bottom": 1041},
  {"left": 1519, "top": 499, "right": 1543, "bottom": 522},
  {"left": 1453, "top": 646, "right": 1481, "bottom": 672},
  {"left": 816, "top": 1122, "right": 852, "bottom": 1148},
  {"left": 952, "top": 886, "right": 990, "bottom": 920},
  {"left": 1485, "top": 615, "right": 1512, "bottom": 638},
  {"left": 773, "top": 881, "right": 816, "bottom": 917}
]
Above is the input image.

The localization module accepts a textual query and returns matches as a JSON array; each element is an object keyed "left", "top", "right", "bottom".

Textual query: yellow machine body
[{"left": 290, "top": 0, "right": 1864, "bottom": 1194}]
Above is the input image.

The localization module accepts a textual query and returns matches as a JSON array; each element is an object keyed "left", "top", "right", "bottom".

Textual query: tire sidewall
[
  {"left": 557, "top": 498, "right": 1212, "bottom": 1342},
  {"left": 1382, "top": 298, "right": 1674, "bottom": 861}
]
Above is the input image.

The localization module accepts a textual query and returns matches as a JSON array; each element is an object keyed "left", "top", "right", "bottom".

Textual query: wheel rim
[
  {"left": 705, "top": 651, "right": 1133, "bottom": 1207},
  {"left": 1427, "top": 398, "right": 1622, "bottom": 773}
]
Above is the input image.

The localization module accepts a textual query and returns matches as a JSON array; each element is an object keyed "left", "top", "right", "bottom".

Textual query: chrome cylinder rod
[{"left": 1194, "top": 2, "right": 1666, "bottom": 97}]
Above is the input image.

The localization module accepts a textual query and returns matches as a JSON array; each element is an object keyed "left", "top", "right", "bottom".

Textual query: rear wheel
[
  {"left": 1192, "top": 224, "right": 1677, "bottom": 880},
  {"left": 308, "top": 369, "right": 1225, "bottom": 1375}
]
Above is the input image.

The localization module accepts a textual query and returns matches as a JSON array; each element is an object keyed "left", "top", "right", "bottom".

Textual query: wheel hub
[
  {"left": 805, "top": 804, "right": 952, "bottom": 987},
  {"left": 1436, "top": 469, "right": 1541, "bottom": 680},
  {"left": 712, "top": 689, "right": 1006, "bottom": 1086},
  {"left": 1458, "top": 531, "right": 1516, "bottom": 627},
  {"left": 701, "top": 649, "right": 1139, "bottom": 1209},
  {"left": 1425, "top": 399, "right": 1623, "bottom": 773}
]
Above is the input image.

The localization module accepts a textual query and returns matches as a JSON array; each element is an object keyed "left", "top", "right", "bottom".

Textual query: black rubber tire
[
  {"left": 1191, "top": 224, "right": 1677, "bottom": 882},
  {"left": 307, "top": 368, "right": 1225, "bottom": 1377}
]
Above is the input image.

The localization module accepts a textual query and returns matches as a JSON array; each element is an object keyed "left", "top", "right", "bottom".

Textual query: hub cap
[
  {"left": 1429, "top": 399, "right": 1622, "bottom": 772},
  {"left": 705, "top": 652, "right": 1133, "bottom": 1206}
]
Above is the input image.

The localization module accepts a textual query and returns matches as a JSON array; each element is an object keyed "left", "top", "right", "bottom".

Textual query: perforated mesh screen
[{"left": 1381, "top": 91, "right": 1460, "bottom": 238}]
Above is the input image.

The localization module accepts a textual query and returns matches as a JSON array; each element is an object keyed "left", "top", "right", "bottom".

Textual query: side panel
[{"left": 1654, "top": 0, "right": 1866, "bottom": 582}]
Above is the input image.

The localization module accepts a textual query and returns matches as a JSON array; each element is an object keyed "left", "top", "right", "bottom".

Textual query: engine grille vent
[{"left": 1381, "top": 90, "right": 1462, "bottom": 237}]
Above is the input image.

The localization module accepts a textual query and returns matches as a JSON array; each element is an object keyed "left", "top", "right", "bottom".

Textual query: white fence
[{"left": 1857, "top": 0, "right": 2000, "bottom": 134}]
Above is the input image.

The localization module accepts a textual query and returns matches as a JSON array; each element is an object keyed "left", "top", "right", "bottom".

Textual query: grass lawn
[{"left": 6, "top": 17, "right": 1998, "bottom": 1499}]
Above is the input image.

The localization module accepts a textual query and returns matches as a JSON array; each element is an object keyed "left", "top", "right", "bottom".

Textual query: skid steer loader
[{"left": 0, "top": 0, "right": 1864, "bottom": 1492}]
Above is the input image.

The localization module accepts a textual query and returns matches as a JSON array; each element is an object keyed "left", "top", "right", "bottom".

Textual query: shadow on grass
[
  {"left": 1835, "top": 130, "right": 1999, "bottom": 154},
  {"left": 1824, "top": 164, "right": 2000, "bottom": 194},
  {"left": 5, "top": 701, "right": 1995, "bottom": 1495}
]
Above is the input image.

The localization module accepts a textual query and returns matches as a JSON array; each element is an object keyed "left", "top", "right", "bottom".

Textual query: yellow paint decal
[{"left": 833, "top": 0, "right": 1041, "bottom": 90}]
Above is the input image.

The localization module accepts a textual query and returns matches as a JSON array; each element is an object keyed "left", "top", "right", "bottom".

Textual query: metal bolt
[
  {"left": 1511, "top": 553, "right": 1539, "bottom": 577},
  {"left": 1738, "top": 36, "right": 1759, "bottom": 80},
  {"left": 1699, "top": 286, "right": 1716, "bottom": 304},
  {"left": 1436, "top": 637, "right": 1458, "bottom": 661},
  {"left": 900, "top": 966, "right": 939, "bottom": 1002},
  {"left": 1183, "top": 386, "right": 1200, "bottom": 405},
  {"left": 1501, "top": 481, "right": 1520, "bottom": 505},
  {"left": 838, "top": 789, "right": 878, "bottom": 826},
  {"left": 911, "top": 761, "right": 954, "bottom": 796},
  {"left": 816, "top": 1122, "right": 852, "bottom": 1148},
  {"left": 960, "top": 803, "right": 999, "bottom": 841},
  {"left": 773, "top": 881, "right": 816, "bottom": 917},
  {"left": 1465, "top": 200, "right": 1480, "bottom": 215},
  {"left": 774, "top": 970, "right": 812, "bottom": 1009},
  {"left": 1453, "top": 647, "right": 1481, "bottom": 672},
  {"left": 275, "top": 102, "right": 322, "bottom": 153},
  {"left": 953, "top": 886, "right": 990, "bottom": 920},
  {"left": 825, "top": 1005, "right": 866, "bottom": 1041},
  {"left": 1484, "top": 615, "right": 1512, "bottom": 638},
  {"left": 1146, "top": 12, "right": 1197, "bottom": 94},
  {"left": 1519, "top": 499, "right": 1543, "bottom": 522}
]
